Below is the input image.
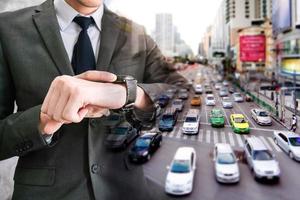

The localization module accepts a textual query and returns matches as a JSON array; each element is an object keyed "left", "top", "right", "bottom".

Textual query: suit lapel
[
  {"left": 33, "top": 0, "right": 74, "bottom": 76},
  {"left": 96, "top": 8, "right": 122, "bottom": 72}
]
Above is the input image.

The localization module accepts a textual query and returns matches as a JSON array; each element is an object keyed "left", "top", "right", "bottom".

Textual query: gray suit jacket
[{"left": 0, "top": 0, "right": 186, "bottom": 199}]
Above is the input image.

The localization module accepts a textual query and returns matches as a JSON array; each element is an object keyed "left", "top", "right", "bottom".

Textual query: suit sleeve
[
  {"left": 133, "top": 29, "right": 187, "bottom": 127},
  {"left": 0, "top": 39, "right": 48, "bottom": 161}
]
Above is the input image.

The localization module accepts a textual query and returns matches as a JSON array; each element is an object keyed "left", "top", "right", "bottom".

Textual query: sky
[{"left": 106, "top": 0, "right": 222, "bottom": 54}]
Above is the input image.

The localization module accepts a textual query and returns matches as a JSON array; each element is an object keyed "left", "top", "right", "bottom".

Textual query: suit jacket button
[{"left": 91, "top": 164, "right": 100, "bottom": 174}]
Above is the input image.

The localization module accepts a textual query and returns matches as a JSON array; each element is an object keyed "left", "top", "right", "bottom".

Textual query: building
[{"left": 154, "top": 13, "right": 175, "bottom": 57}]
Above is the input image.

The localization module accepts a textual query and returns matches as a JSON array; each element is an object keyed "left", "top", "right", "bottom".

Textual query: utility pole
[{"left": 293, "top": 69, "right": 297, "bottom": 115}]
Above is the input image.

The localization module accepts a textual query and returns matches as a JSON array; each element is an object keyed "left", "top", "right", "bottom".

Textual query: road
[{"left": 143, "top": 65, "right": 300, "bottom": 200}]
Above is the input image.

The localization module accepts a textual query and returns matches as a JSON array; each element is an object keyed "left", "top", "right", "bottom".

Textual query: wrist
[{"left": 135, "top": 86, "right": 153, "bottom": 111}]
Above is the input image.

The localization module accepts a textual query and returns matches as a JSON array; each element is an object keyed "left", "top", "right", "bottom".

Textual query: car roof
[
  {"left": 141, "top": 132, "right": 157, "bottom": 138},
  {"left": 215, "top": 143, "right": 233, "bottom": 153},
  {"left": 174, "top": 147, "right": 195, "bottom": 160},
  {"left": 246, "top": 137, "right": 268, "bottom": 150},
  {"left": 231, "top": 114, "right": 244, "bottom": 118},
  {"left": 207, "top": 94, "right": 214, "bottom": 97},
  {"left": 187, "top": 109, "right": 200, "bottom": 116},
  {"left": 275, "top": 131, "right": 299, "bottom": 138},
  {"left": 254, "top": 109, "right": 266, "bottom": 112}
]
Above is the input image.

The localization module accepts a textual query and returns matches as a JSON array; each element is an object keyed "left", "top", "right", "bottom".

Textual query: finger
[
  {"left": 46, "top": 85, "right": 62, "bottom": 118},
  {"left": 84, "top": 105, "right": 109, "bottom": 118},
  {"left": 41, "top": 81, "right": 57, "bottom": 114},
  {"left": 62, "top": 92, "right": 84, "bottom": 123},
  {"left": 52, "top": 86, "right": 71, "bottom": 122},
  {"left": 75, "top": 70, "right": 117, "bottom": 82}
]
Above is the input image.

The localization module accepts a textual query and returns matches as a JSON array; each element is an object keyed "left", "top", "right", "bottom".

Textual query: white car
[
  {"left": 222, "top": 97, "right": 233, "bottom": 108},
  {"left": 244, "top": 137, "right": 280, "bottom": 181},
  {"left": 165, "top": 147, "right": 196, "bottom": 195},
  {"left": 251, "top": 108, "right": 272, "bottom": 125},
  {"left": 215, "top": 83, "right": 222, "bottom": 90},
  {"left": 274, "top": 131, "right": 300, "bottom": 161},
  {"left": 171, "top": 99, "right": 184, "bottom": 112},
  {"left": 233, "top": 92, "right": 244, "bottom": 102},
  {"left": 223, "top": 80, "right": 229, "bottom": 86},
  {"left": 213, "top": 143, "right": 240, "bottom": 183},
  {"left": 182, "top": 109, "right": 200, "bottom": 134},
  {"left": 205, "top": 94, "right": 216, "bottom": 106},
  {"left": 194, "top": 84, "right": 203, "bottom": 94}
]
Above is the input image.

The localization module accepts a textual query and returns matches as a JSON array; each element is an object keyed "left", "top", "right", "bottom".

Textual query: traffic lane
[{"left": 143, "top": 138, "right": 299, "bottom": 200}]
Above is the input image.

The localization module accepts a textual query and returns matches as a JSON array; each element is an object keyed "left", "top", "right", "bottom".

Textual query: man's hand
[{"left": 40, "top": 71, "right": 126, "bottom": 135}]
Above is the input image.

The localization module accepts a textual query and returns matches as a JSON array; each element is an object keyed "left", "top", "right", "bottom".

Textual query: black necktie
[{"left": 71, "top": 16, "right": 96, "bottom": 75}]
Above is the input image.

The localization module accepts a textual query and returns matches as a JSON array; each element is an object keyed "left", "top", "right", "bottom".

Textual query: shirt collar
[{"left": 54, "top": 0, "right": 104, "bottom": 31}]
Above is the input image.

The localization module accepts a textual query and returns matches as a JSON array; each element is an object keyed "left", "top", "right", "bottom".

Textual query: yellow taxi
[
  {"left": 191, "top": 95, "right": 201, "bottom": 106},
  {"left": 230, "top": 114, "right": 250, "bottom": 134}
]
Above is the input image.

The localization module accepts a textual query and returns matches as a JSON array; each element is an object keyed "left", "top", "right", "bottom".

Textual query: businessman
[{"left": 0, "top": 0, "right": 186, "bottom": 199}]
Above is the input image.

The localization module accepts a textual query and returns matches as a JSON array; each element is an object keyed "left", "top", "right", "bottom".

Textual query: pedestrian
[
  {"left": 0, "top": 0, "right": 186, "bottom": 199},
  {"left": 291, "top": 114, "right": 298, "bottom": 132}
]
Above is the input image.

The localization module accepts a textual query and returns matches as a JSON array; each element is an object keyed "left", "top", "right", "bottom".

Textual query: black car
[
  {"left": 156, "top": 94, "right": 170, "bottom": 108},
  {"left": 129, "top": 132, "right": 162, "bottom": 162}
]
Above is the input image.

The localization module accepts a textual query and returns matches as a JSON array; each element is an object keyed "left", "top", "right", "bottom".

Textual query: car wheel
[
  {"left": 289, "top": 151, "right": 294, "bottom": 159},
  {"left": 274, "top": 138, "right": 278, "bottom": 145},
  {"left": 147, "top": 154, "right": 151, "bottom": 161}
]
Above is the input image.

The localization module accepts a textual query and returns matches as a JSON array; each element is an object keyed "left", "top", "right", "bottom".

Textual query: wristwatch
[{"left": 114, "top": 75, "right": 137, "bottom": 110}]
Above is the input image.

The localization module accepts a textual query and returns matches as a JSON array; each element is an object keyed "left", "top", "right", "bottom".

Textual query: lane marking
[
  {"left": 198, "top": 129, "right": 204, "bottom": 142},
  {"left": 235, "top": 134, "right": 244, "bottom": 147},
  {"left": 206, "top": 130, "right": 211, "bottom": 143},
  {"left": 259, "top": 136, "right": 272, "bottom": 151},
  {"left": 221, "top": 131, "right": 226, "bottom": 143},
  {"left": 213, "top": 131, "right": 218, "bottom": 144},
  {"left": 267, "top": 137, "right": 282, "bottom": 152},
  {"left": 183, "top": 135, "right": 188, "bottom": 140},
  {"left": 162, "top": 132, "right": 167, "bottom": 137},
  {"left": 228, "top": 132, "right": 235, "bottom": 146}
]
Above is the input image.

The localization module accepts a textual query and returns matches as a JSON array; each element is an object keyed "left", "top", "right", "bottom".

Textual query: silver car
[
  {"left": 219, "top": 88, "right": 229, "bottom": 97},
  {"left": 171, "top": 99, "right": 184, "bottom": 112},
  {"left": 251, "top": 108, "right": 272, "bottom": 125},
  {"left": 273, "top": 131, "right": 300, "bottom": 161},
  {"left": 233, "top": 92, "right": 244, "bottom": 102},
  {"left": 244, "top": 137, "right": 280, "bottom": 181},
  {"left": 222, "top": 97, "right": 233, "bottom": 108}
]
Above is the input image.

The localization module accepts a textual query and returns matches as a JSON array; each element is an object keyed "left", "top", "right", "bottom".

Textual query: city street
[{"left": 143, "top": 65, "right": 300, "bottom": 200}]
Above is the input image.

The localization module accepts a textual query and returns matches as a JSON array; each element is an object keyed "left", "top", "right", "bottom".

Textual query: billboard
[
  {"left": 240, "top": 35, "right": 266, "bottom": 62},
  {"left": 296, "top": 0, "right": 300, "bottom": 27},
  {"left": 281, "top": 58, "right": 300, "bottom": 75},
  {"left": 272, "top": 0, "right": 292, "bottom": 36}
]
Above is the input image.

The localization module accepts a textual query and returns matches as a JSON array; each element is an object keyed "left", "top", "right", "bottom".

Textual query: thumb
[{"left": 75, "top": 70, "right": 117, "bottom": 82}]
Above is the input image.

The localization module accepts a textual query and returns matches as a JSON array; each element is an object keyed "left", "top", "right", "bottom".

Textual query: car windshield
[
  {"left": 289, "top": 137, "right": 300, "bottom": 146},
  {"left": 185, "top": 117, "right": 197, "bottom": 122},
  {"left": 234, "top": 93, "right": 242, "bottom": 97},
  {"left": 173, "top": 101, "right": 181, "bottom": 105},
  {"left": 258, "top": 111, "right": 268, "bottom": 117},
  {"left": 207, "top": 97, "right": 214, "bottom": 100},
  {"left": 223, "top": 98, "right": 231, "bottom": 102},
  {"left": 253, "top": 150, "right": 273, "bottom": 161},
  {"left": 135, "top": 138, "right": 151, "bottom": 148},
  {"left": 217, "top": 153, "right": 236, "bottom": 164},
  {"left": 212, "top": 111, "right": 223, "bottom": 117},
  {"left": 193, "top": 97, "right": 200, "bottom": 100},
  {"left": 113, "top": 127, "right": 128, "bottom": 135},
  {"left": 171, "top": 160, "right": 190, "bottom": 173},
  {"left": 162, "top": 114, "right": 173, "bottom": 121},
  {"left": 108, "top": 115, "right": 120, "bottom": 121},
  {"left": 234, "top": 117, "right": 246, "bottom": 123}
]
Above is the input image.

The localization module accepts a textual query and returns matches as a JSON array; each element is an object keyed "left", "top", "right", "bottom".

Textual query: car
[
  {"left": 159, "top": 109, "right": 179, "bottom": 132},
  {"left": 105, "top": 122, "right": 139, "bottom": 149},
  {"left": 194, "top": 84, "right": 203, "bottom": 94},
  {"left": 102, "top": 112, "right": 124, "bottom": 127},
  {"left": 156, "top": 94, "right": 170, "bottom": 108},
  {"left": 209, "top": 109, "right": 225, "bottom": 127},
  {"left": 166, "top": 89, "right": 175, "bottom": 99},
  {"left": 171, "top": 99, "right": 184, "bottom": 111},
  {"left": 178, "top": 91, "right": 189, "bottom": 100},
  {"left": 228, "top": 87, "right": 236, "bottom": 94},
  {"left": 233, "top": 92, "right": 244, "bottom": 102},
  {"left": 215, "top": 83, "right": 222, "bottom": 90},
  {"left": 213, "top": 143, "right": 240, "bottom": 183},
  {"left": 219, "top": 88, "right": 229, "bottom": 97},
  {"left": 165, "top": 147, "right": 196, "bottom": 195},
  {"left": 251, "top": 108, "right": 272, "bottom": 125},
  {"left": 129, "top": 132, "right": 162, "bottom": 162},
  {"left": 230, "top": 114, "right": 250, "bottom": 134},
  {"left": 205, "top": 94, "right": 216, "bottom": 106},
  {"left": 222, "top": 97, "right": 233, "bottom": 108},
  {"left": 273, "top": 131, "right": 300, "bottom": 161},
  {"left": 205, "top": 86, "right": 213, "bottom": 94},
  {"left": 244, "top": 137, "right": 280, "bottom": 181},
  {"left": 182, "top": 109, "right": 200, "bottom": 134},
  {"left": 222, "top": 80, "right": 229, "bottom": 87},
  {"left": 190, "top": 95, "right": 201, "bottom": 106}
]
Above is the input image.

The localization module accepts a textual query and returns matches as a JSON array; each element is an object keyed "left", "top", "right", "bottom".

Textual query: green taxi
[{"left": 209, "top": 109, "right": 225, "bottom": 127}]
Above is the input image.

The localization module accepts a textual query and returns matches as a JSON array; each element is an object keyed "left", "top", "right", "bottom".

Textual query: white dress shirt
[{"left": 54, "top": 0, "right": 104, "bottom": 62}]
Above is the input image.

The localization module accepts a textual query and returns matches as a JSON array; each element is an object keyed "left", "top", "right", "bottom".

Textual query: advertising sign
[
  {"left": 240, "top": 35, "right": 266, "bottom": 62},
  {"left": 281, "top": 58, "right": 300, "bottom": 75},
  {"left": 297, "top": 0, "right": 300, "bottom": 27},
  {"left": 272, "top": 0, "right": 292, "bottom": 36}
]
